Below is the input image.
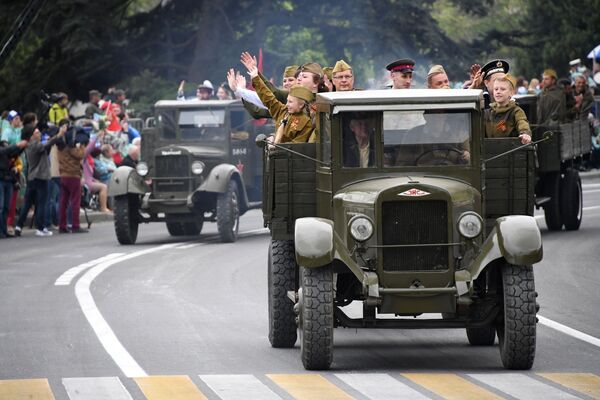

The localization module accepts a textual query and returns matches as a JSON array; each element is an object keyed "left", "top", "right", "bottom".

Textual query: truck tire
[
  {"left": 217, "top": 180, "right": 239, "bottom": 243},
  {"left": 497, "top": 262, "right": 536, "bottom": 370},
  {"left": 114, "top": 194, "right": 139, "bottom": 245},
  {"left": 300, "top": 265, "right": 334, "bottom": 370},
  {"left": 542, "top": 172, "right": 562, "bottom": 231},
  {"left": 183, "top": 220, "right": 203, "bottom": 235},
  {"left": 166, "top": 222, "right": 185, "bottom": 236},
  {"left": 268, "top": 240, "right": 297, "bottom": 348},
  {"left": 466, "top": 327, "right": 496, "bottom": 346},
  {"left": 560, "top": 168, "right": 582, "bottom": 231}
]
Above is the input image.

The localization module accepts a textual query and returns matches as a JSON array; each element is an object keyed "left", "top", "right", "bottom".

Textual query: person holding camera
[
  {"left": 56, "top": 119, "right": 87, "bottom": 233},
  {"left": 0, "top": 139, "right": 27, "bottom": 238},
  {"left": 14, "top": 123, "right": 66, "bottom": 237}
]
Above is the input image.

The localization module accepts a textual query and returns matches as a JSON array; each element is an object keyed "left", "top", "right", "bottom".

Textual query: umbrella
[{"left": 587, "top": 44, "right": 600, "bottom": 58}]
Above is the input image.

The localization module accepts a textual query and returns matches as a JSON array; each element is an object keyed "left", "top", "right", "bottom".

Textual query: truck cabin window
[
  {"left": 383, "top": 110, "right": 471, "bottom": 167},
  {"left": 158, "top": 109, "right": 177, "bottom": 139},
  {"left": 342, "top": 112, "right": 378, "bottom": 168},
  {"left": 179, "top": 109, "right": 226, "bottom": 141}
]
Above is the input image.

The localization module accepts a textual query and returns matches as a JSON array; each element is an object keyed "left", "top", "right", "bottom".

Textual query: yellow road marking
[
  {"left": 538, "top": 373, "right": 600, "bottom": 399},
  {"left": 0, "top": 379, "right": 55, "bottom": 400},
  {"left": 134, "top": 375, "right": 207, "bottom": 400},
  {"left": 403, "top": 373, "right": 504, "bottom": 400},
  {"left": 268, "top": 374, "right": 354, "bottom": 400}
]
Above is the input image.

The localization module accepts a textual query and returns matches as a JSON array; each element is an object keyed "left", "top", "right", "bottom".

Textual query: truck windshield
[
  {"left": 179, "top": 109, "right": 227, "bottom": 141},
  {"left": 383, "top": 110, "right": 471, "bottom": 167}
]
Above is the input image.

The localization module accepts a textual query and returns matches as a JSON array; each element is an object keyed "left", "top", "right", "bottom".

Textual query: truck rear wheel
[
  {"left": 183, "top": 220, "right": 203, "bottom": 235},
  {"left": 217, "top": 180, "right": 239, "bottom": 243},
  {"left": 466, "top": 327, "right": 496, "bottom": 346},
  {"left": 560, "top": 168, "right": 582, "bottom": 231},
  {"left": 268, "top": 240, "right": 297, "bottom": 348},
  {"left": 300, "top": 265, "right": 334, "bottom": 370},
  {"left": 542, "top": 172, "right": 562, "bottom": 231},
  {"left": 497, "top": 262, "right": 536, "bottom": 370},
  {"left": 114, "top": 194, "right": 139, "bottom": 245},
  {"left": 166, "top": 222, "right": 185, "bottom": 236}
]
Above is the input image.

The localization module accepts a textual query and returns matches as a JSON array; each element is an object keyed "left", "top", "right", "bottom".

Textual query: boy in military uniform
[{"left": 486, "top": 74, "right": 532, "bottom": 145}]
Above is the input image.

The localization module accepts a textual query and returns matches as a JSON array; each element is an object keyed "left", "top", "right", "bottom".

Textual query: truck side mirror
[{"left": 255, "top": 134, "right": 267, "bottom": 148}]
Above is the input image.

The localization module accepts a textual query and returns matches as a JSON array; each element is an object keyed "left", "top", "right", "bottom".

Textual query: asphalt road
[{"left": 0, "top": 176, "right": 598, "bottom": 399}]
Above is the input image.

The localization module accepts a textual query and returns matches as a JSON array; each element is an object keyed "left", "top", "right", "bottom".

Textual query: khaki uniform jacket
[
  {"left": 485, "top": 101, "right": 531, "bottom": 138},
  {"left": 58, "top": 144, "right": 85, "bottom": 177},
  {"left": 252, "top": 76, "right": 313, "bottom": 143},
  {"left": 538, "top": 85, "right": 566, "bottom": 126}
]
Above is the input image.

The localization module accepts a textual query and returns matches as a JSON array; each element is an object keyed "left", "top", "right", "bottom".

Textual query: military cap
[
  {"left": 289, "top": 84, "right": 314, "bottom": 103},
  {"left": 323, "top": 67, "right": 333, "bottom": 80},
  {"left": 283, "top": 65, "right": 299, "bottom": 78},
  {"left": 427, "top": 64, "right": 446, "bottom": 78},
  {"left": 386, "top": 58, "right": 415, "bottom": 73},
  {"left": 543, "top": 68, "right": 558, "bottom": 80},
  {"left": 332, "top": 60, "right": 352, "bottom": 74},
  {"left": 299, "top": 62, "right": 323, "bottom": 78},
  {"left": 481, "top": 59, "right": 509, "bottom": 80},
  {"left": 503, "top": 73, "right": 517, "bottom": 89}
]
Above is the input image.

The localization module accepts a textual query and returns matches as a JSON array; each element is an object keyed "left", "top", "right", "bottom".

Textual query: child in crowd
[{"left": 485, "top": 74, "right": 532, "bottom": 145}]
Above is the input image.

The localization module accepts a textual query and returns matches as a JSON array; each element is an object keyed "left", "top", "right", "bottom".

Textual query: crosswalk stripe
[
  {"left": 538, "top": 373, "right": 600, "bottom": 400},
  {"left": 468, "top": 373, "right": 582, "bottom": 400},
  {"left": 403, "top": 373, "right": 503, "bottom": 400},
  {"left": 0, "top": 379, "right": 56, "bottom": 400},
  {"left": 267, "top": 374, "right": 354, "bottom": 400},
  {"left": 199, "top": 374, "right": 282, "bottom": 400},
  {"left": 335, "top": 373, "right": 432, "bottom": 400},
  {"left": 134, "top": 376, "right": 207, "bottom": 400},
  {"left": 63, "top": 377, "right": 133, "bottom": 400}
]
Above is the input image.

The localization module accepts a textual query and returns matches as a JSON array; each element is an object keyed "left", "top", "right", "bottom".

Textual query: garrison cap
[
  {"left": 323, "top": 67, "right": 333, "bottom": 80},
  {"left": 503, "top": 73, "right": 517, "bottom": 90},
  {"left": 427, "top": 64, "right": 446, "bottom": 78},
  {"left": 332, "top": 60, "right": 352, "bottom": 74},
  {"left": 289, "top": 84, "right": 314, "bottom": 103},
  {"left": 543, "top": 68, "right": 558, "bottom": 80},
  {"left": 283, "top": 65, "right": 299, "bottom": 78},
  {"left": 299, "top": 62, "right": 324, "bottom": 78},
  {"left": 386, "top": 58, "right": 415, "bottom": 73},
  {"left": 481, "top": 59, "right": 509, "bottom": 80}
]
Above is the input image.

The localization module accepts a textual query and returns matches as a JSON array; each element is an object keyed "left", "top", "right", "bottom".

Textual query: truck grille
[
  {"left": 155, "top": 155, "right": 188, "bottom": 178},
  {"left": 381, "top": 200, "right": 448, "bottom": 272},
  {"left": 154, "top": 179, "right": 190, "bottom": 193}
]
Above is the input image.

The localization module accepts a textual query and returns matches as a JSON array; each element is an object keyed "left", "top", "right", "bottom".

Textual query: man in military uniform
[
  {"left": 470, "top": 59, "right": 509, "bottom": 108},
  {"left": 427, "top": 65, "right": 450, "bottom": 89},
  {"left": 538, "top": 68, "right": 566, "bottom": 126},
  {"left": 386, "top": 58, "right": 415, "bottom": 89},
  {"left": 331, "top": 60, "right": 355, "bottom": 92}
]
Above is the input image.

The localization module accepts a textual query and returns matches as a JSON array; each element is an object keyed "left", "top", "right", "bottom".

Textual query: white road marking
[
  {"left": 200, "top": 375, "right": 282, "bottom": 400},
  {"left": 75, "top": 243, "right": 181, "bottom": 378},
  {"left": 176, "top": 243, "right": 202, "bottom": 249},
  {"left": 63, "top": 377, "right": 133, "bottom": 400},
  {"left": 468, "top": 373, "right": 581, "bottom": 400},
  {"left": 55, "top": 253, "right": 125, "bottom": 286},
  {"left": 335, "top": 373, "right": 432, "bottom": 400},
  {"left": 538, "top": 315, "right": 600, "bottom": 348}
]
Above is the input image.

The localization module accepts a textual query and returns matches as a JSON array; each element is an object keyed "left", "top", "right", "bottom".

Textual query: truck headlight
[
  {"left": 136, "top": 161, "right": 148, "bottom": 177},
  {"left": 191, "top": 161, "right": 205, "bottom": 175},
  {"left": 349, "top": 215, "right": 374, "bottom": 242},
  {"left": 457, "top": 212, "right": 483, "bottom": 239}
]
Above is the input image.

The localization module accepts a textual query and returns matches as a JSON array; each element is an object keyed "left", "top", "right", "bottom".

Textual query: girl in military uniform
[{"left": 486, "top": 74, "right": 532, "bottom": 145}]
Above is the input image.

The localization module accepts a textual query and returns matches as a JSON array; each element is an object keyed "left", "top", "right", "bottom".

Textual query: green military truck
[
  {"left": 109, "top": 100, "right": 269, "bottom": 244},
  {"left": 260, "top": 89, "right": 542, "bottom": 370},
  {"left": 514, "top": 94, "right": 591, "bottom": 231}
]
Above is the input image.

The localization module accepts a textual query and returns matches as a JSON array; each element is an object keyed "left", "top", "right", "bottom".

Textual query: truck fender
[
  {"left": 470, "top": 215, "right": 543, "bottom": 280},
  {"left": 194, "top": 163, "right": 249, "bottom": 212},
  {"left": 295, "top": 218, "right": 334, "bottom": 268},
  {"left": 108, "top": 166, "right": 148, "bottom": 197}
]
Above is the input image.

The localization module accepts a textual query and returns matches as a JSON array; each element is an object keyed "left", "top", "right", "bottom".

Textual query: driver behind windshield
[{"left": 343, "top": 115, "right": 375, "bottom": 167}]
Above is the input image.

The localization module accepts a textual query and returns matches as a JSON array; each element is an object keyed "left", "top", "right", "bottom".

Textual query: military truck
[
  {"left": 109, "top": 100, "right": 269, "bottom": 244},
  {"left": 259, "top": 89, "right": 543, "bottom": 370},
  {"left": 514, "top": 94, "right": 591, "bottom": 231}
]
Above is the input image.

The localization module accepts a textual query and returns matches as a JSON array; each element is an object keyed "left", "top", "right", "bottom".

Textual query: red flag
[{"left": 258, "top": 48, "right": 263, "bottom": 73}]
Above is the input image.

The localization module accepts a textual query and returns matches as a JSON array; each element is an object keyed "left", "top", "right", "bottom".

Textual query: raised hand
[
  {"left": 236, "top": 72, "right": 247, "bottom": 89},
  {"left": 240, "top": 51, "right": 258, "bottom": 72},
  {"left": 227, "top": 68, "right": 237, "bottom": 92}
]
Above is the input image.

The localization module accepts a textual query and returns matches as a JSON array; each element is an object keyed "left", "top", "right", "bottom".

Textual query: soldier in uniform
[
  {"left": 386, "top": 58, "right": 415, "bottom": 89},
  {"left": 538, "top": 68, "right": 566, "bottom": 126},
  {"left": 427, "top": 65, "right": 450, "bottom": 89},
  {"left": 470, "top": 59, "right": 509, "bottom": 108},
  {"left": 332, "top": 60, "right": 355, "bottom": 92}
]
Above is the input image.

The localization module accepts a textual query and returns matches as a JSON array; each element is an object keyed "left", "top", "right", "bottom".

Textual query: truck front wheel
[
  {"left": 268, "top": 240, "right": 297, "bottom": 348},
  {"left": 217, "top": 180, "right": 239, "bottom": 243},
  {"left": 497, "top": 262, "right": 536, "bottom": 370},
  {"left": 114, "top": 194, "right": 140, "bottom": 245},
  {"left": 300, "top": 265, "right": 334, "bottom": 370}
]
